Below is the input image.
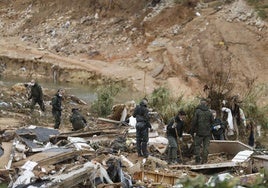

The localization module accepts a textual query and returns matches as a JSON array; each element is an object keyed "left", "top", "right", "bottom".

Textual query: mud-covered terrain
[
  {"left": 0, "top": 0, "right": 267, "bottom": 130},
  {"left": 0, "top": 0, "right": 267, "bottom": 98}
]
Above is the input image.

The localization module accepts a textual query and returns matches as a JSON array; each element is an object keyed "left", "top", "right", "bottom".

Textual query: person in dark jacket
[
  {"left": 52, "top": 88, "right": 64, "bottom": 129},
  {"left": 28, "top": 79, "right": 45, "bottom": 112},
  {"left": 247, "top": 120, "right": 255, "bottom": 147},
  {"left": 191, "top": 99, "right": 214, "bottom": 164},
  {"left": 133, "top": 98, "right": 152, "bottom": 158},
  {"left": 70, "top": 108, "right": 87, "bottom": 131},
  {"left": 166, "top": 110, "right": 186, "bottom": 164},
  {"left": 211, "top": 110, "right": 227, "bottom": 140}
]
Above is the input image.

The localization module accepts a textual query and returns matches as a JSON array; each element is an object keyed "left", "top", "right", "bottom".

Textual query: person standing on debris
[
  {"left": 247, "top": 120, "right": 255, "bottom": 147},
  {"left": 133, "top": 98, "right": 152, "bottom": 158},
  {"left": 28, "top": 79, "right": 45, "bottom": 112},
  {"left": 52, "top": 88, "right": 64, "bottom": 129},
  {"left": 211, "top": 110, "right": 227, "bottom": 140},
  {"left": 166, "top": 110, "right": 186, "bottom": 164},
  {"left": 230, "top": 95, "right": 246, "bottom": 139},
  {"left": 69, "top": 108, "right": 87, "bottom": 131},
  {"left": 191, "top": 98, "right": 214, "bottom": 164}
]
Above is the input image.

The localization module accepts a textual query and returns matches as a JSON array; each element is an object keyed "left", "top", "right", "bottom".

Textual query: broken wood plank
[
  {"left": 133, "top": 170, "right": 179, "bottom": 186},
  {"left": 44, "top": 162, "right": 113, "bottom": 187},
  {"left": 50, "top": 129, "right": 126, "bottom": 143},
  {"left": 170, "top": 161, "right": 240, "bottom": 170},
  {"left": 97, "top": 183, "right": 123, "bottom": 188},
  {"left": 98, "top": 117, "right": 121, "bottom": 124},
  {"left": 70, "top": 95, "right": 87, "bottom": 105},
  {"left": 12, "top": 148, "right": 80, "bottom": 168},
  {"left": 46, "top": 163, "right": 95, "bottom": 187}
]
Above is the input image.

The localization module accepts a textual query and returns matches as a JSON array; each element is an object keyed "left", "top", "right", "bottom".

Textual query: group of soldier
[
  {"left": 27, "top": 79, "right": 249, "bottom": 165},
  {"left": 26, "top": 79, "right": 87, "bottom": 131},
  {"left": 133, "top": 98, "right": 237, "bottom": 165}
]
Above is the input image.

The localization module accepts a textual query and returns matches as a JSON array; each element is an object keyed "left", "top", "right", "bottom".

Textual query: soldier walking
[
  {"left": 52, "top": 89, "right": 64, "bottom": 129},
  {"left": 28, "top": 79, "right": 45, "bottom": 112}
]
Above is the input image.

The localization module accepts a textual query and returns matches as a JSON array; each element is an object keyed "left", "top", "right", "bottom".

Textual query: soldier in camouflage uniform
[
  {"left": 69, "top": 108, "right": 87, "bottom": 131},
  {"left": 191, "top": 99, "right": 214, "bottom": 164},
  {"left": 28, "top": 79, "right": 45, "bottom": 112},
  {"left": 52, "top": 89, "right": 64, "bottom": 129},
  {"left": 133, "top": 98, "right": 151, "bottom": 158},
  {"left": 166, "top": 110, "right": 186, "bottom": 164}
]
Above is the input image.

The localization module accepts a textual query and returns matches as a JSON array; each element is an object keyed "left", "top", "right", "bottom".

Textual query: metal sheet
[{"left": 209, "top": 140, "right": 253, "bottom": 156}]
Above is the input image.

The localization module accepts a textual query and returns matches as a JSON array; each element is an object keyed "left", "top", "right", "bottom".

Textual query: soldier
[
  {"left": 191, "top": 99, "right": 214, "bottom": 164},
  {"left": 52, "top": 88, "right": 64, "bottom": 129},
  {"left": 133, "top": 98, "right": 152, "bottom": 158},
  {"left": 28, "top": 79, "right": 45, "bottom": 112},
  {"left": 211, "top": 110, "right": 227, "bottom": 140},
  {"left": 69, "top": 108, "right": 87, "bottom": 131},
  {"left": 166, "top": 110, "right": 186, "bottom": 164}
]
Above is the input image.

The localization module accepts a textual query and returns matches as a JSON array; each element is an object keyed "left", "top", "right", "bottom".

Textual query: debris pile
[{"left": 0, "top": 83, "right": 268, "bottom": 187}]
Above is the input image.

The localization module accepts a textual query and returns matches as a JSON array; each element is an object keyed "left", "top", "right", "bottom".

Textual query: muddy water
[
  {"left": 1, "top": 75, "right": 96, "bottom": 103},
  {"left": 1, "top": 76, "right": 142, "bottom": 104}
]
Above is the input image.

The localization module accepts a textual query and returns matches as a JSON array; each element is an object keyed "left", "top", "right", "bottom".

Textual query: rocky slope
[{"left": 0, "top": 0, "right": 267, "bottom": 103}]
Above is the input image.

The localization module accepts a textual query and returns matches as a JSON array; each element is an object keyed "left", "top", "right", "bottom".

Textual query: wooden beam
[{"left": 13, "top": 149, "right": 81, "bottom": 168}]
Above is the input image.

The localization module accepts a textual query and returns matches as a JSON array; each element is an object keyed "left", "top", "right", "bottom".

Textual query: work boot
[
  {"left": 141, "top": 142, "right": 149, "bottom": 158},
  {"left": 201, "top": 157, "right": 208, "bottom": 164},
  {"left": 168, "top": 147, "right": 173, "bottom": 164},
  {"left": 177, "top": 158, "right": 183, "bottom": 164},
  {"left": 195, "top": 156, "right": 201, "bottom": 165}
]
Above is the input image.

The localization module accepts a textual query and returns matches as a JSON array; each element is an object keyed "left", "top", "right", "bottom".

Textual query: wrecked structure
[{"left": 0, "top": 88, "right": 267, "bottom": 187}]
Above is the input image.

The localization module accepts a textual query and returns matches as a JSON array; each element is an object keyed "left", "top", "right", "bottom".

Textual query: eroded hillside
[{"left": 0, "top": 0, "right": 267, "bottom": 104}]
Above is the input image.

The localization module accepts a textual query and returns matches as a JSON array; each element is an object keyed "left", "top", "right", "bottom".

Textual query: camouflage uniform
[
  {"left": 69, "top": 108, "right": 87, "bottom": 131},
  {"left": 52, "top": 90, "right": 63, "bottom": 129},
  {"left": 28, "top": 82, "right": 45, "bottom": 112},
  {"left": 166, "top": 115, "right": 184, "bottom": 164},
  {"left": 133, "top": 99, "right": 151, "bottom": 158},
  {"left": 191, "top": 101, "right": 214, "bottom": 164}
]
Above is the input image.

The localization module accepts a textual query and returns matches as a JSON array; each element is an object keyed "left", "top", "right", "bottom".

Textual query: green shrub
[
  {"left": 242, "top": 84, "right": 268, "bottom": 128},
  {"left": 91, "top": 83, "right": 121, "bottom": 117},
  {"left": 257, "top": 9, "right": 267, "bottom": 19},
  {"left": 148, "top": 86, "right": 198, "bottom": 132}
]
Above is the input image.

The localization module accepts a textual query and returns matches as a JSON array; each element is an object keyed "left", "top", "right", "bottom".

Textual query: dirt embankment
[{"left": 0, "top": 0, "right": 267, "bottom": 102}]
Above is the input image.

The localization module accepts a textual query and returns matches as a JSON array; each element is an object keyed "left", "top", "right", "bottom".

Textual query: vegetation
[
  {"left": 91, "top": 83, "right": 121, "bottom": 117},
  {"left": 247, "top": 0, "right": 268, "bottom": 20},
  {"left": 148, "top": 86, "right": 198, "bottom": 132},
  {"left": 147, "top": 80, "right": 267, "bottom": 131},
  {"left": 174, "top": 171, "right": 268, "bottom": 187},
  {"left": 242, "top": 83, "right": 268, "bottom": 128}
]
